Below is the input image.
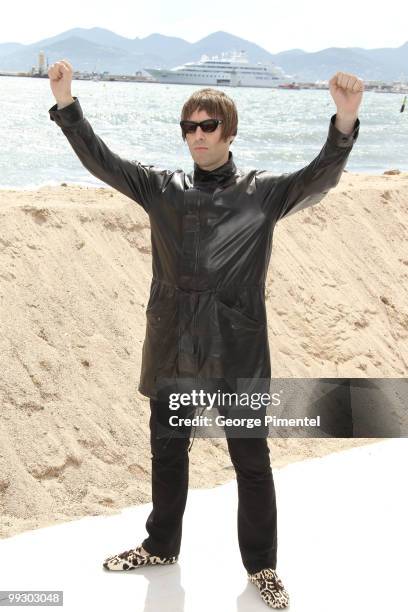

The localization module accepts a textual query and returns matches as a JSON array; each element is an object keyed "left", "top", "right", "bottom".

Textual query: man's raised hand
[
  {"left": 329, "top": 71, "right": 364, "bottom": 118},
  {"left": 48, "top": 59, "right": 74, "bottom": 105}
]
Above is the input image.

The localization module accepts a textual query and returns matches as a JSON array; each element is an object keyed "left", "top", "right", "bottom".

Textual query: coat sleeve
[
  {"left": 255, "top": 113, "right": 360, "bottom": 223},
  {"left": 48, "top": 96, "right": 160, "bottom": 213}
]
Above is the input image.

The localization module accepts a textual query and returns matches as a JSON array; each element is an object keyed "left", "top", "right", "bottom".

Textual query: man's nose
[{"left": 194, "top": 126, "right": 206, "bottom": 139}]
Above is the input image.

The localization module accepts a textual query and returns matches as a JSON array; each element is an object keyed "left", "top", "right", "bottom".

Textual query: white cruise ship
[{"left": 145, "top": 50, "right": 293, "bottom": 88}]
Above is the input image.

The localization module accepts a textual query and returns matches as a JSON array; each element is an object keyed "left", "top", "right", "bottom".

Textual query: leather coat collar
[{"left": 193, "top": 151, "right": 237, "bottom": 186}]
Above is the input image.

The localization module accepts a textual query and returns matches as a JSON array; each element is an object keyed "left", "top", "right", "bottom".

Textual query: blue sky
[{"left": 2, "top": 0, "right": 406, "bottom": 53}]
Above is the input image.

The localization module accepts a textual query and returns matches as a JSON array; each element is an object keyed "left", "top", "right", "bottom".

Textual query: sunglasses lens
[
  {"left": 180, "top": 120, "right": 220, "bottom": 135},
  {"left": 201, "top": 120, "right": 218, "bottom": 133},
  {"left": 185, "top": 124, "right": 197, "bottom": 134},
  {"left": 181, "top": 122, "right": 197, "bottom": 134}
]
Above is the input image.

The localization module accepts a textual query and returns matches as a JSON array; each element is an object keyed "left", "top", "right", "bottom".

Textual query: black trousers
[{"left": 141, "top": 398, "right": 278, "bottom": 574}]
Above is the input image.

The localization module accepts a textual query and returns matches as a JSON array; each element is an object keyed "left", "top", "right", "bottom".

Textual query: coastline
[{"left": 0, "top": 167, "right": 406, "bottom": 193}]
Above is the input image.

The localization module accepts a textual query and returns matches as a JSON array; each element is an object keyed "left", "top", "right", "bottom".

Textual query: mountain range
[{"left": 0, "top": 28, "right": 407, "bottom": 82}]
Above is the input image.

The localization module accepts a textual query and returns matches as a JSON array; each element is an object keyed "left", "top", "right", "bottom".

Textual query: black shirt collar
[{"left": 193, "top": 151, "right": 237, "bottom": 186}]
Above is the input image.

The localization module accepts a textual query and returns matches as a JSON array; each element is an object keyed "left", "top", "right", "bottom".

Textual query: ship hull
[{"left": 145, "top": 69, "right": 288, "bottom": 88}]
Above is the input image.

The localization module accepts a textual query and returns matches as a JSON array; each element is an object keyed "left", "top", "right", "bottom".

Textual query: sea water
[{"left": 0, "top": 74, "right": 407, "bottom": 189}]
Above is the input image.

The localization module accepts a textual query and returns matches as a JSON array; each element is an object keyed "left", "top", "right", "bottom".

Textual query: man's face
[{"left": 184, "top": 108, "right": 232, "bottom": 171}]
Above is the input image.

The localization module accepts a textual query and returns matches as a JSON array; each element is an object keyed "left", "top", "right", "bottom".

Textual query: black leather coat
[{"left": 49, "top": 97, "right": 360, "bottom": 401}]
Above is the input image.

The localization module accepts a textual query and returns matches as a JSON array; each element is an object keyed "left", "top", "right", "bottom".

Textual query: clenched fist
[
  {"left": 329, "top": 71, "right": 364, "bottom": 117},
  {"left": 48, "top": 59, "right": 74, "bottom": 106}
]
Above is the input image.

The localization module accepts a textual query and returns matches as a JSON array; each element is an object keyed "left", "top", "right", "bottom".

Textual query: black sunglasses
[{"left": 180, "top": 119, "right": 223, "bottom": 134}]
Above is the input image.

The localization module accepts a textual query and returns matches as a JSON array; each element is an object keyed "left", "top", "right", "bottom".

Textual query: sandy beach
[{"left": 0, "top": 169, "right": 407, "bottom": 538}]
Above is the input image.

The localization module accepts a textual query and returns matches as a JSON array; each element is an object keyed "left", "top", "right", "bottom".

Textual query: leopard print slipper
[
  {"left": 103, "top": 545, "right": 178, "bottom": 571},
  {"left": 247, "top": 567, "right": 290, "bottom": 609}
]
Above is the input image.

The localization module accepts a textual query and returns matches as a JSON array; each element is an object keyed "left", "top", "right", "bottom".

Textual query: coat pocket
[
  {"left": 146, "top": 307, "right": 171, "bottom": 327},
  {"left": 143, "top": 304, "right": 178, "bottom": 378},
  {"left": 146, "top": 290, "right": 177, "bottom": 326},
  {"left": 215, "top": 298, "right": 265, "bottom": 331},
  {"left": 213, "top": 296, "right": 269, "bottom": 387}
]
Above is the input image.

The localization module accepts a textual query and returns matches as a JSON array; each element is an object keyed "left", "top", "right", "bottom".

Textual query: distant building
[{"left": 38, "top": 50, "right": 47, "bottom": 75}]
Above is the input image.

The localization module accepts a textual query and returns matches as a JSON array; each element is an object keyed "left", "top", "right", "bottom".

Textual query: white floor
[{"left": 0, "top": 439, "right": 406, "bottom": 611}]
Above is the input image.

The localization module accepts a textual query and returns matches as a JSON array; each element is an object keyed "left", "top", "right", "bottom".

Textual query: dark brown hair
[{"left": 180, "top": 88, "right": 238, "bottom": 143}]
